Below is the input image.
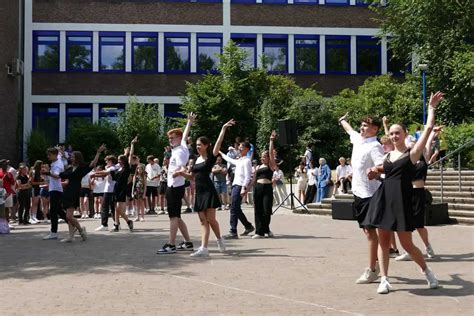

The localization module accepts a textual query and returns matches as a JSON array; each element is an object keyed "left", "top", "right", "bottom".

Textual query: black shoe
[
  {"left": 184, "top": 207, "right": 192, "bottom": 213},
  {"left": 146, "top": 209, "right": 157, "bottom": 215},
  {"left": 241, "top": 226, "right": 255, "bottom": 236},
  {"left": 389, "top": 248, "right": 400, "bottom": 258},
  {"left": 223, "top": 233, "right": 238, "bottom": 239},
  {"left": 110, "top": 224, "right": 119, "bottom": 232},
  {"left": 127, "top": 220, "right": 134, "bottom": 231},
  {"left": 157, "top": 243, "right": 177, "bottom": 254},
  {"left": 177, "top": 241, "right": 194, "bottom": 251}
]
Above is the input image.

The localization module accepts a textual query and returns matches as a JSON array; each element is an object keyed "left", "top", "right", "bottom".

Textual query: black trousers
[
  {"left": 101, "top": 192, "right": 116, "bottom": 227},
  {"left": 253, "top": 183, "right": 273, "bottom": 235},
  {"left": 230, "top": 185, "right": 253, "bottom": 234},
  {"left": 304, "top": 184, "right": 317, "bottom": 205},
  {"left": 49, "top": 191, "right": 66, "bottom": 233},
  {"left": 18, "top": 190, "right": 31, "bottom": 223},
  {"left": 336, "top": 178, "right": 351, "bottom": 193}
]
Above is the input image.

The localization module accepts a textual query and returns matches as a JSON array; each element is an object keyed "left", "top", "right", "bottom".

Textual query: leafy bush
[
  {"left": 443, "top": 122, "right": 474, "bottom": 168},
  {"left": 26, "top": 130, "right": 50, "bottom": 164}
]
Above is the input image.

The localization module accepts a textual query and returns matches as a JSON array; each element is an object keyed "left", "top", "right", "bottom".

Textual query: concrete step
[
  {"left": 429, "top": 190, "right": 474, "bottom": 196},
  {"left": 450, "top": 216, "right": 474, "bottom": 225},
  {"left": 306, "top": 203, "right": 332, "bottom": 210},
  {"left": 448, "top": 203, "right": 474, "bottom": 211},
  {"left": 448, "top": 210, "right": 474, "bottom": 218},
  {"left": 293, "top": 208, "right": 331, "bottom": 216},
  {"left": 426, "top": 176, "right": 474, "bottom": 182},
  {"left": 428, "top": 170, "right": 474, "bottom": 176},
  {"left": 425, "top": 180, "right": 474, "bottom": 186},
  {"left": 433, "top": 197, "right": 474, "bottom": 204}
]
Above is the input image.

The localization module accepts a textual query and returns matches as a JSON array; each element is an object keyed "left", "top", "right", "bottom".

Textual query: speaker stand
[{"left": 273, "top": 174, "right": 308, "bottom": 214}]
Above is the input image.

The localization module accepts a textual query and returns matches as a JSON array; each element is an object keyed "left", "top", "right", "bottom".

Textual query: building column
[
  {"left": 125, "top": 32, "right": 132, "bottom": 72},
  {"left": 92, "top": 103, "right": 99, "bottom": 124},
  {"left": 190, "top": 32, "right": 197, "bottom": 73},
  {"left": 381, "top": 36, "right": 388, "bottom": 74},
  {"left": 257, "top": 34, "right": 263, "bottom": 68},
  {"left": 223, "top": 0, "right": 231, "bottom": 45},
  {"left": 350, "top": 35, "right": 357, "bottom": 75},
  {"left": 60, "top": 31, "right": 66, "bottom": 72},
  {"left": 23, "top": 0, "right": 34, "bottom": 160},
  {"left": 350, "top": 0, "right": 356, "bottom": 5},
  {"left": 93, "top": 31, "right": 99, "bottom": 72},
  {"left": 319, "top": 35, "right": 326, "bottom": 74},
  {"left": 158, "top": 32, "right": 165, "bottom": 73},
  {"left": 59, "top": 103, "right": 66, "bottom": 143},
  {"left": 319, "top": 0, "right": 325, "bottom": 4},
  {"left": 288, "top": 34, "right": 295, "bottom": 74}
]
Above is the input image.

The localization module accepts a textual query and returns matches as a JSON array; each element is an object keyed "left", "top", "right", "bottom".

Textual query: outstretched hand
[
  {"left": 223, "top": 119, "right": 236, "bottom": 129},
  {"left": 188, "top": 112, "right": 197, "bottom": 124},
  {"left": 97, "top": 144, "right": 106, "bottom": 153},
  {"left": 429, "top": 91, "right": 444, "bottom": 109},
  {"left": 131, "top": 136, "right": 138, "bottom": 144},
  {"left": 339, "top": 112, "right": 349, "bottom": 122},
  {"left": 382, "top": 116, "right": 389, "bottom": 124},
  {"left": 270, "top": 130, "right": 278, "bottom": 141}
]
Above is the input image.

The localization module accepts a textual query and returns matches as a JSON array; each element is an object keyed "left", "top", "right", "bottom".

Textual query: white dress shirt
[
  {"left": 336, "top": 165, "right": 352, "bottom": 180},
  {"left": 167, "top": 139, "right": 189, "bottom": 188},
  {"left": 146, "top": 163, "right": 162, "bottom": 187},
  {"left": 349, "top": 131, "right": 385, "bottom": 199},
  {"left": 307, "top": 168, "right": 317, "bottom": 186},
  {"left": 48, "top": 159, "right": 64, "bottom": 192},
  {"left": 221, "top": 154, "right": 252, "bottom": 188}
]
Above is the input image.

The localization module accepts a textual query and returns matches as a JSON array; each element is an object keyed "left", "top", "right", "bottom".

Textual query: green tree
[
  {"left": 26, "top": 130, "right": 50, "bottom": 164},
  {"left": 372, "top": 0, "right": 474, "bottom": 124},
  {"left": 114, "top": 98, "right": 169, "bottom": 159}
]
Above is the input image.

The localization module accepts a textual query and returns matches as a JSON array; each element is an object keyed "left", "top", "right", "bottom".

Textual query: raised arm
[
  {"left": 338, "top": 112, "right": 356, "bottom": 135},
  {"left": 219, "top": 151, "right": 238, "bottom": 166},
  {"left": 423, "top": 126, "right": 442, "bottom": 161},
  {"left": 89, "top": 144, "right": 106, "bottom": 168},
  {"left": 382, "top": 116, "right": 390, "bottom": 136},
  {"left": 213, "top": 119, "right": 236, "bottom": 156},
  {"left": 182, "top": 112, "right": 196, "bottom": 143},
  {"left": 129, "top": 136, "right": 138, "bottom": 165},
  {"left": 411, "top": 91, "right": 444, "bottom": 164},
  {"left": 269, "top": 130, "right": 277, "bottom": 171}
]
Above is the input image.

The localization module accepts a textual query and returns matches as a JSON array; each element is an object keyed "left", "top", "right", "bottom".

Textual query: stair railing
[{"left": 429, "top": 138, "right": 474, "bottom": 203}]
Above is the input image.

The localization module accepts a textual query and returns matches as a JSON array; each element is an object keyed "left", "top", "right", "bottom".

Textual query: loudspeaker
[
  {"left": 278, "top": 120, "right": 297, "bottom": 146},
  {"left": 331, "top": 200, "right": 356, "bottom": 221},
  {"left": 424, "top": 203, "right": 450, "bottom": 226}
]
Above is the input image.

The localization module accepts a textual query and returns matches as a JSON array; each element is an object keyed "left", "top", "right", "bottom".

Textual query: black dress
[
  {"left": 111, "top": 162, "right": 131, "bottom": 203},
  {"left": 362, "top": 150, "right": 416, "bottom": 232},
  {"left": 413, "top": 156, "right": 428, "bottom": 228},
  {"left": 60, "top": 165, "right": 93, "bottom": 209},
  {"left": 193, "top": 155, "right": 221, "bottom": 212}
]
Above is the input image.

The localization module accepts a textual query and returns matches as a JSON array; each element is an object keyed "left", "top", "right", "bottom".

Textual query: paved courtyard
[{"left": 1, "top": 207, "right": 473, "bottom": 315}]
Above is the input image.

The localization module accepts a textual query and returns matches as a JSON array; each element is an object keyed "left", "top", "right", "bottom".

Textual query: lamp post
[{"left": 418, "top": 63, "right": 428, "bottom": 125}]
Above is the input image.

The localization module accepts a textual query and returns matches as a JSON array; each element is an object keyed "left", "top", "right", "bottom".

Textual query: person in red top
[{"left": 0, "top": 159, "right": 16, "bottom": 224}]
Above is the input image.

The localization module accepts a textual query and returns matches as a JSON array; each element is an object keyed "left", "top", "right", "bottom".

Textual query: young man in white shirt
[
  {"left": 145, "top": 155, "right": 161, "bottom": 214},
  {"left": 220, "top": 141, "right": 255, "bottom": 239},
  {"left": 94, "top": 155, "right": 117, "bottom": 231},
  {"left": 335, "top": 157, "right": 352, "bottom": 194},
  {"left": 157, "top": 114, "right": 195, "bottom": 254},
  {"left": 42, "top": 148, "right": 66, "bottom": 240},
  {"left": 339, "top": 113, "right": 385, "bottom": 284}
]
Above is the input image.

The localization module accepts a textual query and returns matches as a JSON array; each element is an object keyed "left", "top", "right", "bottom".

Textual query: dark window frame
[
  {"left": 294, "top": 35, "right": 319, "bottom": 74},
  {"left": 325, "top": 35, "right": 351, "bottom": 75},
  {"left": 33, "top": 31, "right": 60, "bottom": 72},
  {"left": 197, "top": 33, "right": 223, "bottom": 74},
  {"left": 263, "top": 34, "right": 288, "bottom": 74},
  {"left": 99, "top": 32, "right": 126, "bottom": 73},
  {"left": 66, "top": 31, "right": 93, "bottom": 72},
  {"left": 356, "top": 36, "right": 381, "bottom": 75},
  {"left": 231, "top": 33, "right": 257, "bottom": 69},
  {"left": 164, "top": 32, "right": 191, "bottom": 74},
  {"left": 132, "top": 32, "right": 158, "bottom": 73}
]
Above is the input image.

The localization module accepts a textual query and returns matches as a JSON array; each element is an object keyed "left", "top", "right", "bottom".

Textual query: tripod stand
[{"left": 273, "top": 172, "right": 308, "bottom": 214}]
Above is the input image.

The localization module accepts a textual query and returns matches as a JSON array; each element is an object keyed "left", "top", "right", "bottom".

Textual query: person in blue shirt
[{"left": 316, "top": 158, "right": 331, "bottom": 203}]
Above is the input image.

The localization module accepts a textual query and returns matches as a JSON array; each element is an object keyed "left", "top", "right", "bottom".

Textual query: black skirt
[
  {"left": 412, "top": 188, "right": 426, "bottom": 228},
  {"left": 194, "top": 189, "right": 221, "bottom": 212}
]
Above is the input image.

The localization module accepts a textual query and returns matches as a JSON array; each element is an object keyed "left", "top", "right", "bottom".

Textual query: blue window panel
[
  {"left": 232, "top": 34, "right": 257, "bottom": 68},
  {"left": 33, "top": 104, "right": 59, "bottom": 143},
  {"left": 165, "top": 34, "right": 190, "bottom": 73},
  {"left": 100, "top": 33, "right": 125, "bottom": 72},
  {"left": 356, "top": 36, "right": 381, "bottom": 75},
  {"left": 132, "top": 33, "right": 158, "bottom": 72},
  {"left": 231, "top": 0, "right": 256, "bottom": 3},
  {"left": 262, "top": 0, "right": 287, "bottom": 3},
  {"left": 356, "top": 0, "right": 375, "bottom": 5},
  {"left": 99, "top": 104, "right": 125, "bottom": 125},
  {"left": 164, "top": 104, "right": 185, "bottom": 118},
  {"left": 66, "top": 105, "right": 93, "bottom": 136},
  {"left": 325, "top": 0, "right": 349, "bottom": 4},
  {"left": 294, "top": 0, "right": 318, "bottom": 4},
  {"left": 197, "top": 34, "right": 222, "bottom": 74},
  {"left": 295, "top": 35, "right": 319, "bottom": 74},
  {"left": 66, "top": 32, "right": 93, "bottom": 72},
  {"left": 263, "top": 35, "right": 288, "bottom": 73},
  {"left": 325, "top": 36, "right": 350, "bottom": 74},
  {"left": 33, "top": 31, "right": 60, "bottom": 72}
]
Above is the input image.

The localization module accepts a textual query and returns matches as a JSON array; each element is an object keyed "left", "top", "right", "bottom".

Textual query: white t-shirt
[
  {"left": 49, "top": 159, "right": 64, "bottom": 192},
  {"left": 307, "top": 168, "right": 317, "bottom": 186},
  {"left": 336, "top": 165, "right": 352, "bottom": 180},
  {"left": 273, "top": 170, "right": 284, "bottom": 181},
  {"left": 221, "top": 154, "right": 252, "bottom": 188},
  {"left": 146, "top": 163, "right": 162, "bottom": 187},
  {"left": 81, "top": 171, "right": 92, "bottom": 188},
  {"left": 349, "top": 131, "right": 384, "bottom": 199},
  {"left": 304, "top": 149, "right": 312, "bottom": 165},
  {"left": 167, "top": 140, "right": 189, "bottom": 188},
  {"left": 92, "top": 176, "right": 105, "bottom": 194},
  {"left": 104, "top": 166, "right": 117, "bottom": 193}
]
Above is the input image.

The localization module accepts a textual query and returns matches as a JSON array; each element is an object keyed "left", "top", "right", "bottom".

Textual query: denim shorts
[{"left": 214, "top": 181, "right": 227, "bottom": 194}]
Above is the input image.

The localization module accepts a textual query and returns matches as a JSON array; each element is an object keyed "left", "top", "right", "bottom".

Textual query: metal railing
[{"left": 429, "top": 138, "right": 474, "bottom": 203}]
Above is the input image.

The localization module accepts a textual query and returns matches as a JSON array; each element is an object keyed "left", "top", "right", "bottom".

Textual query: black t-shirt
[
  {"left": 192, "top": 155, "right": 216, "bottom": 193},
  {"left": 111, "top": 162, "right": 131, "bottom": 194},
  {"left": 17, "top": 175, "right": 29, "bottom": 192},
  {"left": 60, "top": 165, "right": 93, "bottom": 199}
]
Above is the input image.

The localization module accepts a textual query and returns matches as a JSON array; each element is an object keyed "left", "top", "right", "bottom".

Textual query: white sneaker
[
  {"left": 217, "top": 238, "right": 226, "bottom": 253},
  {"left": 426, "top": 245, "right": 435, "bottom": 258},
  {"left": 42, "top": 232, "right": 58, "bottom": 240},
  {"left": 58, "top": 219, "right": 65, "bottom": 223},
  {"left": 95, "top": 214, "right": 100, "bottom": 219},
  {"left": 8, "top": 224, "right": 14, "bottom": 230},
  {"left": 125, "top": 210, "right": 130, "bottom": 216},
  {"left": 395, "top": 252, "right": 412, "bottom": 261},
  {"left": 95, "top": 225, "right": 108, "bottom": 232},
  {"left": 29, "top": 218, "right": 37, "bottom": 225},
  {"left": 80, "top": 226, "right": 87, "bottom": 241},
  {"left": 377, "top": 277, "right": 392, "bottom": 294},
  {"left": 252, "top": 234, "right": 264, "bottom": 239},
  {"left": 45, "top": 219, "right": 51, "bottom": 224},
  {"left": 190, "top": 247, "right": 209, "bottom": 257},
  {"left": 266, "top": 231, "right": 274, "bottom": 238},
  {"left": 139, "top": 217, "right": 145, "bottom": 222},
  {"left": 356, "top": 267, "right": 379, "bottom": 284},
  {"left": 158, "top": 209, "right": 166, "bottom": 215},
  {"left": 423, "top": 267, "right": 439, "bottom": 289},
  {"left": 60, "top": 237, "right": 73, "bottom": 243}
]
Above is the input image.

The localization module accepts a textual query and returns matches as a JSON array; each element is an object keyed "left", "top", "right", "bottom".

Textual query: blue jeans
[
  {"left": 316, "top": 186, "right": 329, "bottom": 203},
  {"left": 230, "top": 185, "right": 252, "bottom": 234}
]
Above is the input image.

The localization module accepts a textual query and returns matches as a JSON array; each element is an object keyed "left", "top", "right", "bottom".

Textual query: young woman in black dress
[
  {"left": 177, "top": 119, "right": 236, "bottom": 257},
  {"left": 252, "top": 130, "right": 277, "bottom": 238},
  {"left": 363, "top": 91, "right": 444, "bottom": 294},
  {"left": 59, "top": 144, "right": 105, "bottom": 242}
]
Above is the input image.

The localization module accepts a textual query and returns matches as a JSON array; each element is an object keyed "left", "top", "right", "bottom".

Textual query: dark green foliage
[{"left": 26, "top": 130, "right": 50, "bottom": 164}]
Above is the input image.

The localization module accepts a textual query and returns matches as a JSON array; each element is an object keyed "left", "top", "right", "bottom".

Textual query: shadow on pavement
[{"left": 392, "top": 274, "right": 474, "bottom": 297}]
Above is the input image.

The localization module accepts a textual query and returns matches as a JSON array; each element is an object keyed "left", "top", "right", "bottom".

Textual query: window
[
  {"left": 33, "top": 104, "right": 59, "bottom": 144},
  {"left": 231, "top": 34, "right": 257, "bottom": 68},
  {"left": 325, "top": 0, "right": 349, "bottom": 4},
  {"left": 262, "top": 0, "right": 287, "bottom": 3},
  {"left": 164, "top": 104, "right": 185, "bottom": 118},
  {"left": 356, "top": 37, "right": 381, "bottom": 75},
  {"left": 231, "top": 0, "right": 256, "bottom": 3},
  {"left": 100, "top": 32, "right": 125, "bottom": 72},
  {"left": 33, "top": 31, "right": 59, "bottom": 71},
  {"left": 294, "top": 0, "right": 318, "bottom": 3},
  {"left": 99, "top": 104, "right": 125, "bottom": 125},
  {"left": 66, "top": 32, "right": 92, "bottom": 72},
  {"left": 132, "top": 33, "right": 158, "bottom": 72},
  {"left": 263, "top": 35, "right": 288, "bottom": 73},
  {"left": 66, "top": 105, "right": 92, "bottom": 136},
  {"left": 295, "top": 35, "right": 319, "bottom": 73},
  {"left": 325, "top": 36, "right": 350, "bottom": 74},
  {"left": 387, "top": 43, "right": 408, "bottom": 75},
  {"left": 165, "top": 33, "right": 190, "bottom": 73},
  {"left": 197, "top": 34, "right": 222, "bottom": 73}
]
